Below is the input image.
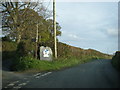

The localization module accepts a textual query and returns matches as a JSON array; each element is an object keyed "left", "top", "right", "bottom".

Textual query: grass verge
[{"left": 11, "top": 56, "right": 106, "bottom": 72}]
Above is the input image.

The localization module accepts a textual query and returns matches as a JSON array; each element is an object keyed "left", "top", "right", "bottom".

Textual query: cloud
[
  {"left": 106, "top": 28, "right": 118, "bottom": 37},
  {"left": 68, "top": 34, "right": 79, "bottom": 39},
  {"left": 58, "top": 31, "right": 85, "bottom": 42}
]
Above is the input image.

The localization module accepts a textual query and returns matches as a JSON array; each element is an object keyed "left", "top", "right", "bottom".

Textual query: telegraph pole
[
  {"left": 53, "top": 0, "right": 57, "bottom": 58},
  {"left": 35, "top": 23, "right": 39, "bottom": 59}
]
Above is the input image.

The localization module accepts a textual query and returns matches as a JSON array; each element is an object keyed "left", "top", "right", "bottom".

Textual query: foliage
[
  {"left": 2, "top": 36, "right": 12, "bottom": 42},
  {"left": 111, "top": 51, "right": 120, "bottom": 71},
  {"left": 2, "top": 41, "right": 17, "bottom": 60},
  {"left": 1, "top": 2, "right": 62, "bottom": 59},
  {"left": 2, "top": 41, "right": 17, "bottom": 52},
  {"left": 1, "top": 2, "right": 57, "bottom": 43},
  {"left": 16, "top": 41, "right": 35, "bottom": 57}
]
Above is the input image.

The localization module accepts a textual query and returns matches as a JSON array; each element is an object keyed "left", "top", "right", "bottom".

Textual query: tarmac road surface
[{"left": 2, "top": 59, "right": 120, "bottom": 88}]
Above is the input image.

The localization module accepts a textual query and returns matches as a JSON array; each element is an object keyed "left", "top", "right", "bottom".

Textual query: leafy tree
[
  {"left": 1, "top": 1, "right": 62, "bottom": 59},
  {"left": 1, "top": 1, "right": 50, "bottom": 43}
]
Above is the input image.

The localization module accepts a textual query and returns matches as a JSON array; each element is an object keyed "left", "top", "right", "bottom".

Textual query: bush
[
  {"left": 12, "top": 56, "right": 54, "bottom": 71},
  {"left": 112, "top": 51, "right": 120, "bottom": 71},
  {"left": 2, "top": 41, "right": 17, "bottom": 60},
  {"left": 16, "top": 41, "right": 35, "bottom": 57},
  {"left": 2, "top": 36, "right": 12, "bottom": 42}
]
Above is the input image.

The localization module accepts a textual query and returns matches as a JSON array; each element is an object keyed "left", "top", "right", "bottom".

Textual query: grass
[{"left": 12, "top": 55, "right": 106, "bottom": 72}]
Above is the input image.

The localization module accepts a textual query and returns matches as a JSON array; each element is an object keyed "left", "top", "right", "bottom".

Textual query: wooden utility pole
[
  {"left": 35, "top": 23, "right": 39, "bottom": 59},
  {"left": 53, "top": 0, "right": 57, "bottom": 58}
]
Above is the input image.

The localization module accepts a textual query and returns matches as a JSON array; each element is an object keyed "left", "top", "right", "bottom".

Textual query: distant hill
[{"left": 57, "top": 42, "right": 112, "bottom": 59}]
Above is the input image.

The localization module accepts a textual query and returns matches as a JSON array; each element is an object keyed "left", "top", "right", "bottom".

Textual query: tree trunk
[{"left": 17, "top": 34, "right": 21, "bottom": 44}]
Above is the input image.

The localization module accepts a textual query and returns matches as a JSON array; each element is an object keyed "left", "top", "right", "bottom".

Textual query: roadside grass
[{"left": 12, "top": 56, "right": 106, "bottom": 72}]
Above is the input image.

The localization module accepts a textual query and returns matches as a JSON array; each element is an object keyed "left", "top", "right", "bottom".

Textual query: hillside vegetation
[
  {"left": 112, "top": 51, "right": 120, "bottom": 71},
  {"left": 2, "top": 41, "right": 112, "bottom": 72},
  {"left": 57, "top": 42, "right": 111, "bottom": 59}
]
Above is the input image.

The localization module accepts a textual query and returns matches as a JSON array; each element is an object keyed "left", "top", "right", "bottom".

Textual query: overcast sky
[{"left": 47, "top": 2, "right": 118, "bottom": 55}]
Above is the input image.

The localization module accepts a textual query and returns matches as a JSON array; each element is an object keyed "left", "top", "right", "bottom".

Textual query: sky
[
  {"left": 46, "top": 2, "right": 118, "bottom": 55},
  {"left": 0, "top": 1, "right": 119, "bottom": 55}
]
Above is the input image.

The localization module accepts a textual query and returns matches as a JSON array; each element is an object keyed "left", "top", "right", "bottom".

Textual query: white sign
[{"left": 43, "top": 49, "right": 50, "bottom": 57}]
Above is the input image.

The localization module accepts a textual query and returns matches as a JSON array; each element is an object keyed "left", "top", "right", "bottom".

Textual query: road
[{"left": 2, "top": 59, "right": 120, "bottom": 88}]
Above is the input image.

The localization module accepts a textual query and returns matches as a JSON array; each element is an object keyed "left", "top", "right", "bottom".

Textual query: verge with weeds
[{"left": 11, "top": 56, "right": 107, "bottom": 72}]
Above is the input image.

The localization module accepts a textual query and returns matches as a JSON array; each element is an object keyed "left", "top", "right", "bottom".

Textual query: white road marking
[
  {"left": 23, "top": 78, "right": 27, "bottom": 79},
  {"left": 13, "top": 81, "right": 29, "bottom": 88},
  {"left": 4, "top": 72, "right": 52, "bottom": 88},
  {"left": 35, "top": 76, "right": 41, "bottom": 78},
  {"left": 13, "top": 86, "right": 21, "bottom": 88},
  {"left": 41, "top": 72, "right": 52, "bottom": 77},
  {"left": 13, "top": 81, "right": 19, "bottom": 83},
  {"left": 6, "top": 81, "right": 19, "bottom": 87},
  {"left": 18, "top": 83, "right": 27, "bottom": 86},
  {"left": 35, "top": 72, "right": 52, "bottom": 78},
  {"left": 34, "top": 73, "right": 41, "bottom": 77},
  {"left": 7, "top": 83, "right": 15, "bottom": 86},
  {"left": 26, "top": 81, "right": 30, "bottom": 83},
  {"left": 5, "top": 80, "right": 29, "bottom": 89},
  {"left": 4, "top": 87, "right": 8, "bottom": 88}
]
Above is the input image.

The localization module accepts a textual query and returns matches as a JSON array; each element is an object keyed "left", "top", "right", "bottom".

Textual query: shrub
[
  {"left": 112, "top": 51, "right": 120, "bottom": 71},
  {"left": 2, "top": 41, "right": 17, "bottom": 60},
  {"left": 2, "top": 36, "right": 12, "bottom": 42},
  {"left": 12, "top": 56, "right": 53, "bottom": 71},
  {"left": 16, "top": 41, "right": 35, "bottom": 57}
]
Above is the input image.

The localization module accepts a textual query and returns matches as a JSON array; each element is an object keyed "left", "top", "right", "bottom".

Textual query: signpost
[{"left": 40, "top": 46, "right": 53, "bottom": 61}]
